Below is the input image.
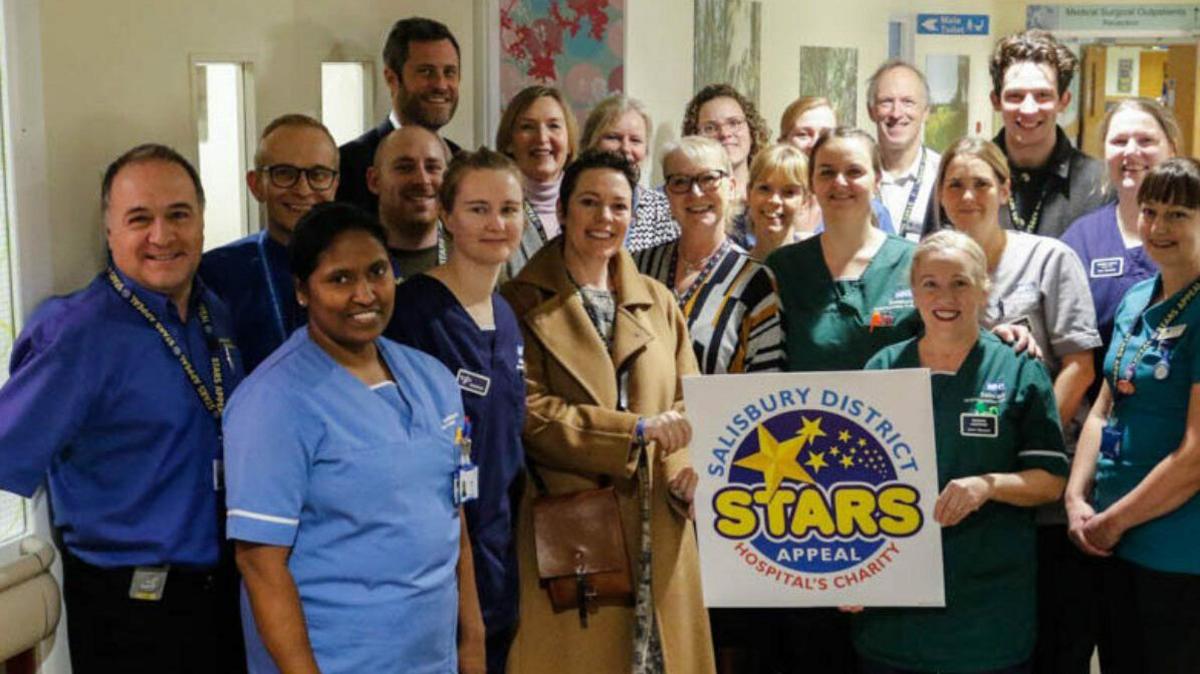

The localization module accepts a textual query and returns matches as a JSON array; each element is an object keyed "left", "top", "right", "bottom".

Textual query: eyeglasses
[
  {"left": 664, "top": 170, "right": 728, "bottom": 195},
  {"left": 259, "top": 164, "right": 338, "bottom": 190},
  {"left": 699, "top": 117, "right": 747, "bottom": 136}
]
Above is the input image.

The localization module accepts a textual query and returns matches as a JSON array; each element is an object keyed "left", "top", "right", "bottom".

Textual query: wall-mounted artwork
[
  {"left": 798, "top": 46, "right": 858, "bottom": 127},
  {"left": 693, "top": 0, "right": 761, "bottom": 104},
  {"left": 924, "top": 54, "right": 970, "bottom": 153},
  {"left": 499, "top": 0, "right": 625, "bottom": 122}
]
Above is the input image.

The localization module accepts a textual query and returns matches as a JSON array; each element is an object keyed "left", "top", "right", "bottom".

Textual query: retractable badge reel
[{"left": 453, "top": 418, "right": 479, "bottom": 506}]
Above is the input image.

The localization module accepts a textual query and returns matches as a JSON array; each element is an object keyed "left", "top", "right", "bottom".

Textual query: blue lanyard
[
  {"left": 258, "top": 231, "right": 288, "bottom": 342},
  {"left": 899, "top": 147, "right": 927, "bottom": 231}
]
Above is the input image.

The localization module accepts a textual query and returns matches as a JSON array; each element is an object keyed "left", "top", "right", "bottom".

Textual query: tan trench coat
[{"left": 499, "top": 240, "right": 715, "bottom": 674}]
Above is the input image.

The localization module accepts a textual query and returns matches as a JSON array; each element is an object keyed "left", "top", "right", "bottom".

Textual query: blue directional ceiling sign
[{"left": 916, "top": 14, "right": 991, "bottom": 36}]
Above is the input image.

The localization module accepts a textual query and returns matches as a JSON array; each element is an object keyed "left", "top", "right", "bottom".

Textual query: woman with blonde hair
[
  {"left": 850, "top": 230, "right": 1067, "bottom": 673},
  {"left": 496, "top": 85, "right": 578, "bottom": 278},
  {"left": 581, "top": 94, "right": 678, "bottom": 252},
  {"left": 745, "top": 142, "right": 820, "bottom": 259}
]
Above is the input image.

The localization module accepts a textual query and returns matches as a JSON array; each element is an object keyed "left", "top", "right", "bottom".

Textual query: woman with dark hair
[
  {"left": 581, "top": 94, "right": 679, "bottom": 252},
  {"left": 682, "top": 83, "right": 770, "bottom": 248},
  {"left": 387, "top": 148, "right": 527, "bottom": 673},
  {"left": 502, "top": 150, "right": 715, "bottom": 674},
  {"left": 1067, "top": 158, "right": 1200, "bottom": 672},
  {"left": 496, "top": 85, "right": 579, "bottom": 279},
  {"left": 225, "top": 202, "right": 485, "bottom": 673}
]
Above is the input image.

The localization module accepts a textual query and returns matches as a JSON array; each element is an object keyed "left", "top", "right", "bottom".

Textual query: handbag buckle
[{"left": 575, "top": 553, "right": 597, "bottom": 628}]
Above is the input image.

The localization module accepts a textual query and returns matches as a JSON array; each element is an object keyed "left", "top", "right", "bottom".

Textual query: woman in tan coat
[{"left": 501, "top": 150, "right": 716, "bottom": 674}]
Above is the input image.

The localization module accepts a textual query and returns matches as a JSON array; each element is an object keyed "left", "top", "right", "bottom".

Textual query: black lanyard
[
  {"left": 1007, "top": 177, "right": 1049, "bottom": 234},
  {"left": 524, "top": 201, "right": 550, "bottom": 245},
  {"left": 257, "top": 232, "right": 289, "bottom": 342},
  {"left": 1110, "top": 275, "right": 1200, "bottom": 397},
  {"left": 106, "top": 268, "right": 226, "bottom": 420}
]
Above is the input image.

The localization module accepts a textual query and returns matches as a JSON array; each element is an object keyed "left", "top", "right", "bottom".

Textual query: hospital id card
[{"left": 129, "top": 566, "right": 169, "bottom": 601}]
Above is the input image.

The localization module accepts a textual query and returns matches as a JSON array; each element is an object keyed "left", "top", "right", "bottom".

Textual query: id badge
[
  {"left": 129, "top": 565, "right": 169, "bottom": 601},
  {"left": 453, "top": 463, "right": 479, "bottom": 505},
  {"left": 1100, "top": 425, "right": 1123, "bottom": 461}
]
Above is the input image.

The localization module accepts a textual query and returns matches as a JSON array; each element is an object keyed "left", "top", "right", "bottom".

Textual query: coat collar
[{"left": 516, "top": 239, "right": 657, "bottom": 406}]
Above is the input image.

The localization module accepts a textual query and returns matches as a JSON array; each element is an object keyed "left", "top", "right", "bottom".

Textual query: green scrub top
[
  {"left": 767, "top": 235, "right": 920, "bottom": 372},
  {"left": 1095, "top": 275, "right": 1200, "bottom": 574},
  {"left": 855, "top": 330, "right": 1068, "bottom": 672}
]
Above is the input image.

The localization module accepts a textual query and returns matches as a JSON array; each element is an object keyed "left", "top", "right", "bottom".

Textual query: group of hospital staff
[{"left": 1, "top": 14, "right": 1200, "bottom": 674}]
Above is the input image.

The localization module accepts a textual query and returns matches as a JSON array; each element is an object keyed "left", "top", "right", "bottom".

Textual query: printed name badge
[
  {"left": 1159, "top": 324, "right": 1187, "bottom": 340},
  {"left": 960, "top": 413, "right": 998, "bottom": 438},
  {"left": 1100, "top": 425, "right": 1123, "bottom": 460},
  {"left": 456, "top": 369, "right": 491, "bottom": 397},
  {"left": 129, "top": 566, "right": 169, "bottom": 601},
  {"left": 1090, "top": 257, "right": 1125, "bottom": 279}
]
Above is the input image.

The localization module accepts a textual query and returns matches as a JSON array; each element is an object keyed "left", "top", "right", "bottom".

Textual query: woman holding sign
[
  {"left": 1066, "top": 158, "right": 1200, "bottom": 672},
  {"left": 501, "top": 150, "right": 714, "bottom": 674},
  {"left": 852, "top": 230, "right": 1068, "bottom": 673}
]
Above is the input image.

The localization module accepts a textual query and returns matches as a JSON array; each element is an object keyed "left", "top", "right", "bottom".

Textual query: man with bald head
[
  {"left": 369, "top": 125, "right": 451, "bottom": 280},
  {"left": 200, "top": 113, "right": 339, "bottom": 372}
]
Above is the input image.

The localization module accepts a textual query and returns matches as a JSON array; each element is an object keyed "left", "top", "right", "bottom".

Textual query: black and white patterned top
[{"left": 626, "top": 187, "right": 680, "bottom": 253}]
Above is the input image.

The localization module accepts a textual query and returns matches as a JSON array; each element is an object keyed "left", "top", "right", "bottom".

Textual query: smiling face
[
  {"left": 249, "top": 124, "right": 339, "bottom": 242},
  {"left": 443, "top": 168, "right": 525, "bottom": 266},
  {"left": 663, "top": 150, "right": 731, "bottom": 237},
  {"left": 369, "top": 127, "right": 447, "bottom": 238},
  {"left": 748, "top": 168, "right": 807, "bottom": 243},
  {"left": 1139, "top": 200, "right": 1200, "bottom": 271},
  {"left": 992, "top": 61, "right": 1069, "bottom": 157},
  {"left": 105, "top": 159, "right": 204, "bottom": 306},
  {"left": 1105, "top": 108, "right": 1174, "bottom": 196},
  {"left": 811, "top": 136, "right": 879, "bottom": 224},
  {"left": 594, "top": 110, "right": 648, "bottom": 167},
  {"left": 298, "top": 229, "right": 395, "bottom": 353},
  {"left": 389, "top": 38, "right": 460, "bottom": 130},
  {"left": 913, "top": 248, "right": 988, "bottom": 337},
  {"left": 509, "top": 95, "right": 570, "bottom": 183},
  {"left": 561, "top": 167, "right": 632, "bottom": 263},
  {"left": 782, "top": 106, "right": 836, "bottom": 154},
  {"left": 869, "top": 67, "right": 929, "bottom": 156},
  {"left": 697, "top": 96, "right": 752, "bottom": 169},
  {"left": 939, "top": 155, "right": 1010, "bottom": 239}
]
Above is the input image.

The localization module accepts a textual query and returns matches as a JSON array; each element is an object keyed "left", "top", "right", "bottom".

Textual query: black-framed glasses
[
  {"left": 259, "top": 164, "right": 338, "bottom": 190},
  {"left": 664, "top": 170, "right": 728, "bottom": 195}
]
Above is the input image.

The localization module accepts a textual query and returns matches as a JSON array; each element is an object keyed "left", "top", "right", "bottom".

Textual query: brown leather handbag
[{"left": 529, "top": 476, "right": 634, "bottom": 627}]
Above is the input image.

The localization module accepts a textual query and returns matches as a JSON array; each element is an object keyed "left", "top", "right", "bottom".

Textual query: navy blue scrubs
[
  {"left": 200, "top": 232, "right": 304, "bottom": 373},
  {"left": 386, "top": 274, "right": 526, "bottom": 672}
]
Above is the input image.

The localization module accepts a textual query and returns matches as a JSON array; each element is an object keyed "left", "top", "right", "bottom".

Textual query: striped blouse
[{"left": 634, "top": 239, "right": 785, "bottom": 374}]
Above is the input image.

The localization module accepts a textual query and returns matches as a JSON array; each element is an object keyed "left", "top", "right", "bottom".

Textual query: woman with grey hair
[{"left": 581, "top": 94, "right": 679, "bottom": 252}]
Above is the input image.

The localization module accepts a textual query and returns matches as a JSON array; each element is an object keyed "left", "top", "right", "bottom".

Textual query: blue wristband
[{"left": 635, "top": 417, "right": 646, "bottom": 445}]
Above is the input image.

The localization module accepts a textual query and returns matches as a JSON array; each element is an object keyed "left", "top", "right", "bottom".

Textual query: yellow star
[
  {"left": 734, "top": 425, "right": 816, "bottom": 498},
  {"left": 858, "top": 437, "right": 867, "bottom": 447},
  {"left": 804, "top": 451, "right": 828, "bottom": 473},
  {"left": 838, "top": 430, "right": 851, "bottom": 442},
  {"left": 830, "top": 446, "right": 840, "bottom": 456},
  {"left": 797, "top": 416, "right": 828, "bottom": 447},
  {"left": 840, "top": 455, "right": 855, "bottom": 468}
]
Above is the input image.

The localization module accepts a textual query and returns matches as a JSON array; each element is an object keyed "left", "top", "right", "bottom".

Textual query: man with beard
[
  {"left": 868, "top": 60, "right": 941, "bottom": 241},
  {"left": 370, "top": 125, "right": 450, "bottom": 280},
  {"left": 338, "top": 16, "right": 462, "bottom": 213},
  {"left": 200, "top": 114, "right": 339, "bottom": 372}
]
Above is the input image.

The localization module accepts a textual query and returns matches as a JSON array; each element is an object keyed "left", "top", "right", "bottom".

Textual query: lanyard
[
  {"left": 1007, "top": 176, "right": 1049, "bottom": 234},
  {"left": 106, "top": 268, "right": 226, "bottom": 420},
  {"left": 389, "top": 224, "right": 450, "bottom": 284},
  {"left": 898, "top": 147, "right": 927, "bottom": 231},
  {"left": 257, "top": 231, "right": 288, "bottom": 342},
  {"left": 669, "top": 239, "right": 730, "bottom": 311},
  {"left": 1110, "top": 275, "right": 1200, "bottom": 398},
  {"left": 524, "top": 201, "right": 550, "bottom": 245}
]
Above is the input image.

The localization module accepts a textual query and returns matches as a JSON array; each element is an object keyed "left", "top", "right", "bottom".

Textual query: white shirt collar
[
  {"left": 388, "top": 109, "right": 402, "bottom": 130},
  {"left": 882, "top": 147, "right": 928, "bottom": 186}
]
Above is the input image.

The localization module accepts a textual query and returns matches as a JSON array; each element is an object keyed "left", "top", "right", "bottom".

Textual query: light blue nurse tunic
[{"left": 224, "top": 327, "right": 463, "bottom": 673}]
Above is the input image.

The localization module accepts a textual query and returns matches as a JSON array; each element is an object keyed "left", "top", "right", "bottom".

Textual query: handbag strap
[{"left": 526, "top": 362, "right": 638, "bottom": 497}]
